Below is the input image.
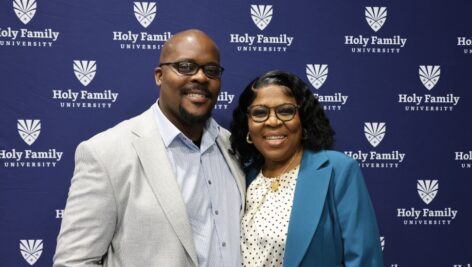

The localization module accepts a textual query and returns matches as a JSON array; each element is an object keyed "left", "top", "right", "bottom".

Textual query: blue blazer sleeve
[{"left": 332, "top": 154, "right": 383, "bottom": 266}]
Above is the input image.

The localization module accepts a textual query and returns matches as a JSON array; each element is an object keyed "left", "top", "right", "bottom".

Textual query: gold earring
[{"left": 246, "top": 132, "right": 253, "bottom": 144}]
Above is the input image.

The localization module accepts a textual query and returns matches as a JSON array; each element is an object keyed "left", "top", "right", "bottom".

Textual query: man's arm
[{"left": 54, "top": 141, "right": 118, "bottom": 267}]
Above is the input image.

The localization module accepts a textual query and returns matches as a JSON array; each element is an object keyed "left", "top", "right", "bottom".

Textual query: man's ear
[{"left": 154, "top": 67, "right": 162, "bottom": 86}]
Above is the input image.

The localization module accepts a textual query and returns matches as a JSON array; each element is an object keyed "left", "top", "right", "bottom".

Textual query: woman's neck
[{"left": 262, "top": 147, "right": 303, "bottom": 178}]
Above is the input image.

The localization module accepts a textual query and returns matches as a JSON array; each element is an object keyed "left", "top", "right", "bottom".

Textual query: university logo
[
  {"left": 365, "top": 7, "right": 387, "bottom": 32},
  {"left": 73, "top": 60, "right": 96, "bottom": 86},
  {"left": 17, "top": 119, "right": 40, "bottom": 146},
  {"left": 397, "top": 179, "right": 457, "bottom": 225},
  {"left": 111, "top": 2, "right": 169, "bottom": 50},
  {"left": 229, "top": 5, "right": 293, "bottom": 53},
  {"left": 2, "top": 120, "right": 64, "bottom": 167},
  {"left": 306, "top": 64, "right": 348, "bottom": 111},
  {"left": 20, "top": 239, "right": 43, "bottom": 265},
  {"left": 0, "top": 0, "right": 60, "bottom": 48},
  {"left": 364, "top": 122, "right": 386, "bottom": 147},
  {"left": 51, "top": 60, "right": 119, "bottom": 109},
  {"left": 250, "top": 5, "right": 273, "bottom": 30},
  {"left": 345, "top": 122, "right": 404, "bottom": 168},
  {"left": 419, "top": 65, "right": 440, "bottom": 90},
  {"left": 13, "top": 0, "right": 37, "bottom": 25},
  {"left": 398, "top": 65, "right": 459, "bottom": 112},
  {"left": 133, "top": 2, "right": 156, "bottom": 28},
  {"left": 306, "top": 64, "right": 328, "bottom": 89},
  {"left": 417, "top": 180, "right": 438, "bottom": 205},
  {"left": 380, "top": 236, "right": 385, "bottom": 251},
  {"left": 345, "top": 6, "right": 406, "bottom": 54}
]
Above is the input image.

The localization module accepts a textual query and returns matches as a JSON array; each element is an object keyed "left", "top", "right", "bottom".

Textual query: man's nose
[{"left": 191, "top": 67, "right": 209, "bottom": 81}]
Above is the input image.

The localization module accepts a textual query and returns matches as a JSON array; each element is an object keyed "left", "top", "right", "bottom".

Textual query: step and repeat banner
[{"left": 1, "top": 0, "right": 471, "bottom": 266}]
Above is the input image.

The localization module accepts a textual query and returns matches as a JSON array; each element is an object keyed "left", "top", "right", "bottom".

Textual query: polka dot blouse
[{"left": 241, "top": 165, "right": 300, "bottom": 267}]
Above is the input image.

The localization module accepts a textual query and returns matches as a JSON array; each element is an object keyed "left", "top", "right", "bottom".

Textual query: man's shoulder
[
  {"left": 82, "top": 107, "right": 154, "bottom": 147},
  {"left": 218, "top": 126, "right": 231, "bottom": 138},
  {"left": 215, "top": 124, "right": 231, "bottom": 146},
  {"left": 84, "top": 118, "right": 133, "bottom": 145}
]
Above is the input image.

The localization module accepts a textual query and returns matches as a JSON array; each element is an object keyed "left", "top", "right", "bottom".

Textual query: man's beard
[{"left": 179, "top": 105, "right": 212, "bottom": 125}]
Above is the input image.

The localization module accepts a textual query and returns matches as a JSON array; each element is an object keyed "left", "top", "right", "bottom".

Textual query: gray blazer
[{"left": 53, "top": 106, "right": 245, "bottom": 267}]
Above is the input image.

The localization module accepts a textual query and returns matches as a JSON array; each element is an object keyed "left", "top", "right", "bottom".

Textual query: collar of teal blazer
[{"left": 246, "top": 149, "right": 333, "bottom": 267}]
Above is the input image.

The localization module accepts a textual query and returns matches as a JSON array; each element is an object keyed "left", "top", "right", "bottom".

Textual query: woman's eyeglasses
[{"left": 247, "top": 103, "right": 299, "bottom": 123}]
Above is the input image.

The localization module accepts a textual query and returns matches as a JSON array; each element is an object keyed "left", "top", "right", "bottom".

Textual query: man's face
[{"left": 155, "top": 34, "right": 221, "bottom": 127}]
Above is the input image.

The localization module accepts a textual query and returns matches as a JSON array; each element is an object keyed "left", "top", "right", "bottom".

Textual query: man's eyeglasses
[
  {"left": 247, "top": 103, "right": 299, "bottom": 123},
  {"left": 159, "top": 61, "right": 224, "bottom": 79}
]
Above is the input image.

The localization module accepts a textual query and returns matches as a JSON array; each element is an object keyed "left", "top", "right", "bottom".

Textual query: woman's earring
[{"left": 246, "top": 132, "right": 253, "bottom": 144}]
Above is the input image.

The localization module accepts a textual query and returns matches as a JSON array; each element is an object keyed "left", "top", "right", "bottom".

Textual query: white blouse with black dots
[{"left": 241, "top": 165, "right": 300, "bottom": 267}]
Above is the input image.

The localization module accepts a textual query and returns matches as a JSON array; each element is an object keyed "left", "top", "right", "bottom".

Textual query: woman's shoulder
[
  {"left": 310, "top": 149, "right": 356, "bottom": 164},
  {"left": 304, "top": 149, "right": 359, "bottom": 175}
]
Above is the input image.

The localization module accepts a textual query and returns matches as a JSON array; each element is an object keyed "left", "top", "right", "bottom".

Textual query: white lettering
[
  {"left": 229, "top": 33, "right": 255, "bottom": 45},
  {"left": 52, "top": 90, "right": 79, "bottom": 102},
  {"left": 457, "top": 37, "right": 472, "bottom": 46},
  {"left": 398, "top": 94, "right": 423, "bottom": 105},
  {"left": 455, "top": 151, "right": 472, "bottom": 160},
  {"left": 0, "top": 27, "right": 19, "bottom": 40},
  {"left": 55, "top": 209, "right": 64, "bottom": 218},
  {"left": 0, "top": 149, "right": 23, "bottom": 161}
]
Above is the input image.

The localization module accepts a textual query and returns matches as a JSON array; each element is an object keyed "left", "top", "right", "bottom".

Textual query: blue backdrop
[{"left": 1, "top": 0, "right": 471, "bottom": 266}]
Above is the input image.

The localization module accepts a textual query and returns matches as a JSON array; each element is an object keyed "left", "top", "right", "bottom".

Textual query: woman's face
[{"left": 247, "top": 85, "right": 303, "bottom": 166}]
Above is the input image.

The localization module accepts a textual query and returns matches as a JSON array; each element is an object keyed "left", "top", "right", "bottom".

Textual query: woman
[{"left": 230, "top": 70, "right": 383, "bottom": 267}]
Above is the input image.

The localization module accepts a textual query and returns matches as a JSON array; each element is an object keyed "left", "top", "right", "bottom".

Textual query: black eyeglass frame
[
  {"left": 158, "top": 61, "right": 224, "bottom": 79},
  {"left": 247, "top": 103, "right": 299, "bottom": 123}
]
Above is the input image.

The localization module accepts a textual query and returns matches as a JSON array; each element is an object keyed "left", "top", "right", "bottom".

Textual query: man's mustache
[{"left": 182, "top": 83, "right": 212, "bottom": 97}]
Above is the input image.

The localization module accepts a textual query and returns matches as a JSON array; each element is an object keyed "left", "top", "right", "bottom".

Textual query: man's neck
[
  {"left": 179, "top": 123, "right": 204, "bottom": 142},
  {"left": 157, "top": 101, "right": 206, "bottom": 142}
]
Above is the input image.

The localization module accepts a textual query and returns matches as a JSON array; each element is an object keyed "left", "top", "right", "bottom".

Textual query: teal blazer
[{"left": 246, "top": 150, "right": 384, "bottom": 267}]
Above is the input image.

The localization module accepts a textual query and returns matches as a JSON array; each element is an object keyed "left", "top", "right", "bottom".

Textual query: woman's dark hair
[{"left": 229, "top": 70, "right": 335, "bottom": 168}]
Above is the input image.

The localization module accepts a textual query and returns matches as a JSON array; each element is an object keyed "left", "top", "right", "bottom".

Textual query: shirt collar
[{"left": 153, "top": 100, "right": 220, "bottom": 150}]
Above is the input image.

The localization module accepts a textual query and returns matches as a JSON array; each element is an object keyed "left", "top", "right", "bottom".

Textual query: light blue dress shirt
[{"left": 153, "top": 102, "right": 241, "bottom": 267}]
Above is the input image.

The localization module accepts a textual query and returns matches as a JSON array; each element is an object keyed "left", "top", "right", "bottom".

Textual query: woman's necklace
[{"left": 268, "top": 149, "right": 301, "bottom": 192}]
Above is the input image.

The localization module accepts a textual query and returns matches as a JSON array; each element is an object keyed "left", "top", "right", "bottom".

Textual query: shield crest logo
[
  {"left": 419, "top": 65, "right": 440, "bottom": 90},
  {"left": 417, "top": 180, "right": 438, "bottom": 205},
  {"left": 306, "top": 64, "right": 328, "bottom": 90},
  {"left": 251, "top": 5, "right": 273, "bottom": 31},
  {"left": 134, "top": 2, "right": 156, "bottom": 28},
  {"left": 13, "top": 0, "right": 37, "bottom": 25},
  {"left": 20, "top": 240, "right": 43, "bottom": 266},
  {"left": 17, "top": 119, "right": 41, "bottom": 146},
  {"left": 73, "top": 60, "right": 96, "bottom": 86},
  {"left": 365, "top": 7, "right": 387, "bottom": 32},
  {"left": 364, "top": 122, "right": 386, "bottom": 147}
]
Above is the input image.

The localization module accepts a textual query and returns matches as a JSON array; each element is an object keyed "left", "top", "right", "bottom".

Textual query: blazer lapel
[
  {"left": 284, "top": 150, "right": 332, "bottom": 267},
  {"left": 217, "top": 136, "right": 246, "bottom": 216},
  {"left": 131, "top": 108, "right": 198, "bottom": 266}
]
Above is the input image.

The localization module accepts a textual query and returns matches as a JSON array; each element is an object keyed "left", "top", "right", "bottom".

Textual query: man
[{"left": 54, "top": 29, "right": 245, "bottom": 267}]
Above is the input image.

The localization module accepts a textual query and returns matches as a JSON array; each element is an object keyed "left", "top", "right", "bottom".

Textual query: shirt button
[
  {"left": 222, "top": 242, "right": 226, "bottom": 247},
  {"left": 208, "top": 180, "right": 212, "bottom": 185},
  {"left": 215, "top": 210, "right": 219, "bottom": 215}
]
